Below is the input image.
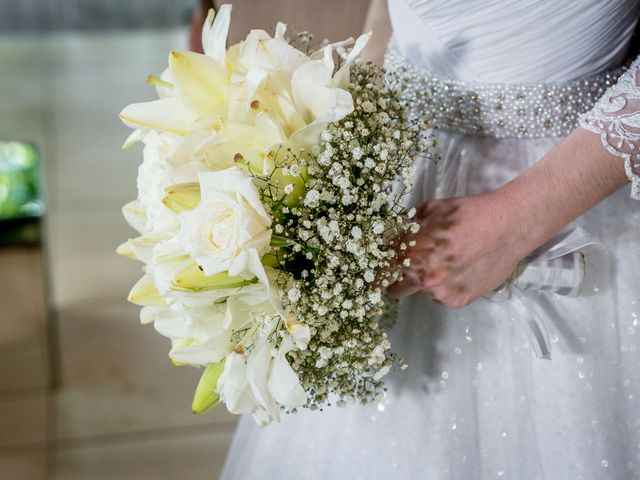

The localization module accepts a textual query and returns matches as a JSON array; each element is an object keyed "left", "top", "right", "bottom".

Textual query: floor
[{"left": 0, "top": 29, "right": 238, "bottom": 479}]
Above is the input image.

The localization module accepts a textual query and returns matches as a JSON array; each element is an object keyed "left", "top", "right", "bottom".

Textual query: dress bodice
[{"left": 389, "top": 0, "right": 640, "bottom": 82}]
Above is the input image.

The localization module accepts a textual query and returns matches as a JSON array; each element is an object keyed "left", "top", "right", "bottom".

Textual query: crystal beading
[{"left": 384, "top": 41, "right": 626, "bottom": 139}]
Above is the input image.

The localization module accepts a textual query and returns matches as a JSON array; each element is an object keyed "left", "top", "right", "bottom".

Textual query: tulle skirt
[{"left": 220, "top": 130, "right": 640, "bottom": 480}]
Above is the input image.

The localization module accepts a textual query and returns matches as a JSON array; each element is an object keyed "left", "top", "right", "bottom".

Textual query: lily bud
[
  {"left": 162, "top": 182, "right": 201, "bottom": 213},
  {"left": 267, "top": 148, "right": 307, "bottom": 207},
  {"left": 121, "top": 200, "right": 147, "bottom": 233},
  {"left": 128, "top": 275, "right": 167, "bottom": 306},
  {"left": 192, "top": 361, "right": 226, "bottom": 414},
  {"left": 172, "top": 262, "right": 254, "bottom": 291},
  {"left": 116, "top": 240, "right": 136, "bottom": 259},
  {"left": 261, "top": 250, "right": 283, "bottom": 268}
]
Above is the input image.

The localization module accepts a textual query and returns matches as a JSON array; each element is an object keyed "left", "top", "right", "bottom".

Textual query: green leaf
[
  {"left": 261, "top": 250, "right": 283, "bottom": 268},
  {"left": 269, "top": 235, "right": 294, "bottom": 247}
]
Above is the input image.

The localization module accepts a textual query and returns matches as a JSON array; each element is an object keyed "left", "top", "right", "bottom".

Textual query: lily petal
[
  {"left": 332, "top": 32, "right": 372, "bottom": 88},
  {"left": 169, "top": 337, "right": 230, "bottom": 365},
  {"left": 128, "top": 274, "right": 167, "bottom": 306},
  {"left": 140, "top": 305, "right": 164, "bottom": 325},
  {"left": 122, "top": 200, "right": 147, "bottom": 234},
  {"left": 154, "top": 309, "right": 191, "bottom": 339},
  {"left": 291, "top": 46, "right": 354, "bottom": 132},
  {"left": 120, "top": 97, "right": 200, "bottom": 135},
  {"left": 169, "top": 50, "right": 228, "bottom": 113},
  {"left": 116, "top": 240, "right": 138, "bottom": 260},
  {"left": 218, "top": 352, "right": 257, "bottom": 414},
  {"left": 268, "top": 336, "right": 307, "bottom": 406},
  {"left": 247, "top": 342, "right": 280, "bottom": 421},
  {"left": 202, "top": 5, "right": 232, "bottom": 64},
  {"left": 122, "top": 129, "right": 146, "bottom": 149}
]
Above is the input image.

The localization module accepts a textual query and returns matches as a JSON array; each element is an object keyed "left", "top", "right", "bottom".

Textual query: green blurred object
[
  {"left": 0, "top": 142, "right": 44, "bottom": 220},
  {"left": 0, "top": 142, "right": 44, "bottom": 245}
]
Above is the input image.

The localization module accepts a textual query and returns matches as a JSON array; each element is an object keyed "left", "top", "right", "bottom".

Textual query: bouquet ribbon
[{"left": 489, "top": 227, "right": 606, "bottom": 360}]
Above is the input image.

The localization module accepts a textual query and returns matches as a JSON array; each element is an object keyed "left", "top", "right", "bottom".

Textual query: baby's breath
[{"left": 259, "top": 60, "right": 435, "bottom": 409}]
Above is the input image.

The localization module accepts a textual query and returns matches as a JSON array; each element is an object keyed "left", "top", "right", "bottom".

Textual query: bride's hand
[
  {"left": 387, "top": 191, "right": 536, "bottom": 308},
  {"left": 386, "top": 127, "right": 630, "bottom": 308}
]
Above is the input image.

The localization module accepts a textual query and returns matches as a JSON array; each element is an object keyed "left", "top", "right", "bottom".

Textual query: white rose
[{"left": 178, "top": 166, "right": 272, "bottom": 284}]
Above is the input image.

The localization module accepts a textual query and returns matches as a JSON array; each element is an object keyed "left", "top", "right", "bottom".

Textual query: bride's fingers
[
  {"left": 417, "top": 288, "right": 435, "bottom": 299},
  {"left": 387, "top": 269, "right": 422, "bottom": 299},
  {"left": 413, "top": 201, "right": 433, "bottom": 220}
]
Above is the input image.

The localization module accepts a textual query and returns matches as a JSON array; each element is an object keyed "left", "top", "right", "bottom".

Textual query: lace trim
[{"left": 579, "top": 56, "right": 640, "bottom": 200}]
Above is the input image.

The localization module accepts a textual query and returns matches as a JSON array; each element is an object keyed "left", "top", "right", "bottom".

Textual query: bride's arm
[
  {"left": 360, "top": 0, "right": 392, "bottom": 65},
  {"left": 388, "top": 59, "right": 640, "bottom": 306}
]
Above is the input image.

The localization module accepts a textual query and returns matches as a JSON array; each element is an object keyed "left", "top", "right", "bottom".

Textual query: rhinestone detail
[{"left": 384, "top": 42, "right": 626, "bottom": 139}]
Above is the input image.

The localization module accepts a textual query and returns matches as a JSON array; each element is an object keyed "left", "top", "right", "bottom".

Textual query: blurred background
[{"left": 0, "top": 0, "right": 377, "bottom": 478}]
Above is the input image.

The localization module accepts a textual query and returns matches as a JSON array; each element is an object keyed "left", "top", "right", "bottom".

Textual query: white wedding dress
[{"left": 220, "top": 1, "right": 640, "bottom": 478}]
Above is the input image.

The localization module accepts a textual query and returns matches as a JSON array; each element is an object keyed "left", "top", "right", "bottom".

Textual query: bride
[{"left": 220, "top": 0, "right": 640, "bottom": 478}]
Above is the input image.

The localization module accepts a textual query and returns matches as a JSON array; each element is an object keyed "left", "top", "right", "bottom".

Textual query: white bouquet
[{"left": 118, "top": 4, "right": 433, "bottom": 425}]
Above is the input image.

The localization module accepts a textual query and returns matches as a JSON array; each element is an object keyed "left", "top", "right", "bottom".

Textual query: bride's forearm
[
  {"left": 360, "top": 0, "right": 391, "bottom": 65},
  {"left": 496, "top": 127, "right": 629, "bottom": 253}
]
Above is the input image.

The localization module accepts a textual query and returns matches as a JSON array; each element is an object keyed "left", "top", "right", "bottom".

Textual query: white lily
[
  {"left": 146, "top": 281, "right": 280, "bottom": 365},
  {"left": 217, "top": 328, "right": 308, "bottom": 423},
  {"left": 119, "top": 6, "right": 233, "bottom": 135},
  {"left": 236, "top": 28, "right": 309, "bottom": 76},
  {"left": 201, "top": 5, "right": 232, "bottom": 64},
  {"left": 226, "top": 20, "right": 370, "bottom": 149},
  {"left": 268, "top": 335, "right": 307, "bottom": 406},
  {"left": 291, "top": 45, "right": 353, "bottom": 128},
  {"left": 331, "top": 32, "right": 372, "bottom": 89},
  {"left": 121, "top": 200, "right": 147, "bottom": 235},
  {"left": 247, "top": 339, "right": 281, "bottom": 420},
  {"left": 156, "top": 303, "right": 232, "bottom": 365},
  {"left": 193, "top": 113, "right": 288, "bottom": 174},
  {"left": 217, "top": 351, "right": 259, "bottom": 414}
]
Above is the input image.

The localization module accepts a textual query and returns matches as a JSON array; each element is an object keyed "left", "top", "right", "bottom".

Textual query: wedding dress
[{"left": 220, "top": 1, "right": 640, "bottom": 478}]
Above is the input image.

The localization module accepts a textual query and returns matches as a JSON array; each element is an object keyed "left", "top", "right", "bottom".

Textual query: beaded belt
[{"left": 384, "top": 42, "right": 626, "bottom": 139}]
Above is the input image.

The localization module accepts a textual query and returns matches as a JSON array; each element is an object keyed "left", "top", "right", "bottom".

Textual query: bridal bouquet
[{"left": 117, "top": 4, "right": 432, "bottom": 425}]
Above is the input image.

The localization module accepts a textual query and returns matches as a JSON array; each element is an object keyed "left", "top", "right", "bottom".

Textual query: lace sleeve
[{"left": 579, "top": 56, "right": 640, "bottom": 200}]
